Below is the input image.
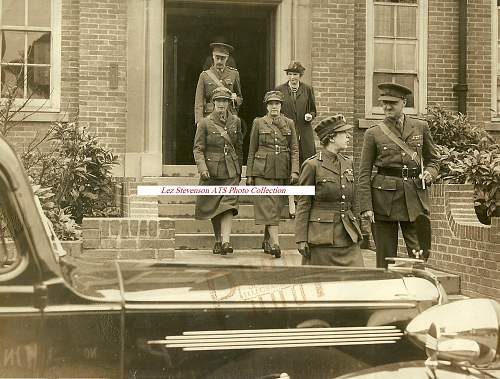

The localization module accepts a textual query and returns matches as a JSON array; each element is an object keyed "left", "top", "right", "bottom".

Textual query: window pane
[
  {"left": 374, "top": 42, "right": 394, "bottom": 70},
  {"left": 1, "top": 0, "right": 25, "bottom": 26},
  {"left": 393, "top": 74, "right": 416, "bottom": 108},
  {"left": 1, "top": 31, "right": 25, "bottom": 64},
  {"left": 395, "top": 43, "right": 416, "bottom": 71},
  {"left": 374, "top": 5, "right": 393, "bottom": 37},
  {"left": 372, "top": 73, "right": 392, "bottom": 106},
  {"left": 27, "top": 66, "right": 50, "bottom": 99},
  {"left": 28, "top": 0, "right": 51, "bottom": 27},
  {"left": 1, "top": 66, "right": 24, "bottom": 98},
  {"left": 27, "top": 32, "right": 50, "bottom": 64},
  {"left": 397, "top": 6, "right": 417, "bottom": 38}
]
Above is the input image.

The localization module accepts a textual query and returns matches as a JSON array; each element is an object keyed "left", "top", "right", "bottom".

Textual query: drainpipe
[{"left": 453, "top": 0, "right": 468, "bottom": 114}]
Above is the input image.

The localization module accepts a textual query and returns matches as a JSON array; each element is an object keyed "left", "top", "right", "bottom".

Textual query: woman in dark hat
[
  {"left": 193, "top": 87, "right": 243, "bottom": 255},
  {"left": 246, "top": 91, "right": 299, "bottom": 258},
  {"left": 295, "top": 114, "right": 364, "bottom": 266}
]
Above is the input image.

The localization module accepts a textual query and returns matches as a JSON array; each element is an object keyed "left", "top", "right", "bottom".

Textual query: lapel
[
  {"left": 320, "top": 149, "right": 340, "bottom": 174},
  {"left": 383, "top": 117, "right": 403, "bottom": 139},
  {"left": 401, "top": 115, "right": 415, "bottom": 142},
  {"left": 295, "top": 82, "right": 305, "bottom": 100},
  {"left": 282, "top": 82, "right": 297, "bottom": 114}
]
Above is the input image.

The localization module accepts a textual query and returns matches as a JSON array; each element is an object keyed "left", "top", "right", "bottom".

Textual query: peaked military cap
[
  {"left": 209, "top": 42, "right": 234, "bottom": 56},
  {"left": 315, "top": 114, "right": 353, "bottom": 140},
  {"left": 284, "top": 61, "right": 306, "bottom": 74},
  {"left": 263, "top": 90, "right": 284, "bottom": 103},
  {"left": 377, "top": 82, "right": 412, "bottom": 102},
  {"left": 211, "top": 86, "right": 232, "bottom": 101}
]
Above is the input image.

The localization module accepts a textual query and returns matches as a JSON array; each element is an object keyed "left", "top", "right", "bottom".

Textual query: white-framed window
[
  {"left": 365, "top": 0, "right": 427, "bottom": 117},
  {"left": 0, "top": 0, "right": 61, "bottom": 111},
  {"left": 492, "top": 0, "right": 500, "bottom": 119}
]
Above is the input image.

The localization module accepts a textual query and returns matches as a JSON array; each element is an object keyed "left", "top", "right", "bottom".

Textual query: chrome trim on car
[{"left": 150, "top": 326, "right": 404, "bottom": 351}]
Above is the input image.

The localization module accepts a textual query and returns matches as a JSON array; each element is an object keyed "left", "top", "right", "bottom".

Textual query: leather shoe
[
  {"left": 262, "top": 241, "right": 272, "bottom": 254},
  {"left": 212, "top": 241, "right": 222, "bottom": 255},
  {"left": 221, "top": 242, "right": 233, "bottom": 255},
  {"left": 270, "top": 244, "right": 281, "bottom": 258}
]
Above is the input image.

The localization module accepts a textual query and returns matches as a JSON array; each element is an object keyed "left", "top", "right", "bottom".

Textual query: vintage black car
[{"left": 0, "top": 134, "right": 448, "bottom": 378}]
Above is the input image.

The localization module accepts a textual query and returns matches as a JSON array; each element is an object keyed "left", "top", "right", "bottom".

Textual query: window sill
[
  {"left": 8, "top": 111, "right": 69, "bottom": 123},
  {"left": 487, "top": 120, "right": 500, "bottom": 131}
]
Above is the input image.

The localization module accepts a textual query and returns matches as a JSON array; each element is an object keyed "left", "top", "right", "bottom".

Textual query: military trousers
[{"left": 373, "top": 220, "right": 420, "bottom": 268}]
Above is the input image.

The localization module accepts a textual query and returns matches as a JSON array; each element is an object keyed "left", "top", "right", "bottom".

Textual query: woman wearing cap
[
  {"left": 193, "top": 87, "right": 243, "bottom": 255},
  {"left": 295, "top": 114, "right": 364, "bottom": 267},
  {"left": 246, "top": 91, "right": 299, "bottom": 258}
]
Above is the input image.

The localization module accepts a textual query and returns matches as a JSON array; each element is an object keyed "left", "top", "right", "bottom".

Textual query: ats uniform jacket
[
  {"left": 194, "top": 66, "right": 243, "bottom": 124},
  {"left": 357, "top": 115, "right": 440, "bottom": 221},
  {"left": 275, "top": 82, "right": 317, "bottom": 164},
  {"left": 295, "top": 149, "right": 363, "bottom": 248}
]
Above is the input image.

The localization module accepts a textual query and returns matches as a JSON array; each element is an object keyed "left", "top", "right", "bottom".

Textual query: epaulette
[
  {"left": 227, "top": 66, "right": 238, "bottom": 71},
  {"left": 300, "top": 154, "right": 318, "bottom": 170}
]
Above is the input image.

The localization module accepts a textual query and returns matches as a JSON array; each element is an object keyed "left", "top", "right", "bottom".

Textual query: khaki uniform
[
  {"left": 246, "top": 115, "right": 299, "bottom": 225},
  {"left": 194, "top": 66, "right": 243, "bottom": 124},
  {"left": 295, "top": 149, "right": 364, "bottom": 267},
  {"left": 357, "top": 115, "right": 440, "bottom": 267},
  {"left": 193, "top": 112, "right": 243, "bottom": 220}
]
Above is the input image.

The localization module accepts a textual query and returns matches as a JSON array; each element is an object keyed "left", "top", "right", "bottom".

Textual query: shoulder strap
[
  {"left": 205, "top": 69, "right": 225, "bottom": 88},
  {"left": 379, "top": 123, "right": 420, "bottom": 166},
  {"left": 208, "top": 117, "right": 236, "bottom": 152}
]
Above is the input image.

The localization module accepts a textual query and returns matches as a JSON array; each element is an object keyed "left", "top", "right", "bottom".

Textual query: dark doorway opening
[{"left": 163, "top": 3, "right": 275, "bottom": 165}]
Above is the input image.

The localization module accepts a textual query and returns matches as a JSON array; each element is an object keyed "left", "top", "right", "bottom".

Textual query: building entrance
[{"left": 163, "top": 2, "right": 275, "bottom": 165}]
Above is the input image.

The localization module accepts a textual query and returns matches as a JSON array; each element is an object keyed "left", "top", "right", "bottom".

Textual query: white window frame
[
  {"left": 0, "top": 0, "right": 61, "bottom": 112},
  {"left": 492, "top": 0, "right": 500, "bottom": 121},
  {"left": 365, "top": 0, "right": 427, "bottom": 118}
]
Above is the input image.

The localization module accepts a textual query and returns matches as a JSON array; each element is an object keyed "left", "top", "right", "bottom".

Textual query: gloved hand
[
  {"left": 297, "top": 242, "right": 310, "bottom": 259},
  {"left": 361, "top": 210, "right": 375, "bottom": 223},
  {"left": 246, "top": 176, "right": 254, "bottom": 186},
  {"left": 290, "top": 172, "right": 299, "bottom": 185},
  {"left": 200, "top": 171, "right": 210, "bottom": 181},
  {"left": 419, "top": 170, "right": 434, "bottom": 185}
]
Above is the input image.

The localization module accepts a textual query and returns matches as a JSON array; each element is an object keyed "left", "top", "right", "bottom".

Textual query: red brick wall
[
  {"left": 78, "top": 0, "right": 127, "bottom": 154},
  {"left": 61, "top": 0, "right": 80, "bottom": 118}
]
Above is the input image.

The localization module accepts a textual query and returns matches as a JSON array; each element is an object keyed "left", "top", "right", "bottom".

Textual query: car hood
[{"left": 63, "top": 260, "right": 439, "bottom": 307}]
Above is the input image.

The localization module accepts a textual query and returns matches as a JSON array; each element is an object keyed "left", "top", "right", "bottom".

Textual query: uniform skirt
[
  {"left": 302, "top": 243, "right": 364, "bottom": 267},
  {"left": 253, "top": 177, "right": 288, "bottom": 226},
  {"left": 194, "top": 176, "right": 239, "bottom": 220}
]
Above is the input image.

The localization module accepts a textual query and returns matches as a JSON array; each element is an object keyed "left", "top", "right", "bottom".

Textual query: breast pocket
[
  {"left": 378, "top": 143, "right": 399, "bottom": 159},
  {"left": 408, "top": 136, "right": 423, "bottom": 156},
  {"left": 206, "top": 130, "right": 223, "bottom": 146},
  {"left": 370, "top": 175, "right": 397, "bottom": 216},
  {"left": 258, "top": 130, "right": 273, "bottom": 146}
]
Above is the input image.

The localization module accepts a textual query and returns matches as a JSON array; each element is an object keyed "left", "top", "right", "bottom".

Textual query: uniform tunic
[
  {"left": 193, "top": 112, "right": 243, "bottom": 220},
  {"left": 295, "top": 149, "right": 364, "bottom": 267},
  {"left": 246, "top": 115, "right": 299, "bottom": 225},
  {"left": 275, "top": 82, "right": 317, "bottom": 165},
  {"left": 194, "top": 66, "right": 243, "bottom": 124}
]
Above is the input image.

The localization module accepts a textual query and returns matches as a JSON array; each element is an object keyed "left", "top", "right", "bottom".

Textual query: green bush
[{"left": 425, "top": 106, "right": 500, "bottom": 222}]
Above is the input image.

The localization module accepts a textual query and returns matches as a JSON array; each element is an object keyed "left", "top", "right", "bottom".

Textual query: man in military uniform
[
  {"left": 358, "top": 83, "right": 439, "bottom": 268},
  {"left": 194, "top": 42, "right": 243, "bottom": 124}
]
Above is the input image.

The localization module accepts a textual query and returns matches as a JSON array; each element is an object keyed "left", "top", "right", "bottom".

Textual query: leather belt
[
  {"left": 258, "top": 145, "right": 290, "bottom": 155},
  {"left": 312, "top": 201, "right": 352, "bottom": 212},
  {"left": 378, "top": 166, "right": 420, "bottom": 179}
]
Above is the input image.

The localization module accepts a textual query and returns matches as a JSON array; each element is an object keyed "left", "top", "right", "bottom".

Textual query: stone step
[
  {"left": 175, "top": 233, "right": 297, "bottom": 250},
  {"left": 450, "top": 209, "right": 477, "bottom": 215},
  {"left": 174, "top": 218, "right": 296, "bottom": 234},
  {"left": 159, "top": 203, "right": 291, "bottom": 218},
  {"left": 162, "top": 165, "right": 248, "bottom": 177}
]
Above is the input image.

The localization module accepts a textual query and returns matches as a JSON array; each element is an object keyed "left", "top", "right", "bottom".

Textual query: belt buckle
[
  {"left": 223, "top": 146, "right": 229, "bottom": 155},
  {"left": 340, "top": 201, "right": 346, "bottom": 212},
  {"left": 402, "top": 166, "right": 409, "bottom": 180},
  {"left": 275, "top": 145, "right": 280, "bottom": 154}
]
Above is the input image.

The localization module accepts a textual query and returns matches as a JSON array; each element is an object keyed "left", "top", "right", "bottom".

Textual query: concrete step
[
  {"left": 175, "top": 233, "right": 296, "bottom": 250},
  {"left": 162, "top": 165, "right": 248, "bottom": 177},
  {"left": 174, "top": 218, "right": 296, "bottom": 234},
  {"left": 159, "top": 203, "right": 291, "bottom": 218}
]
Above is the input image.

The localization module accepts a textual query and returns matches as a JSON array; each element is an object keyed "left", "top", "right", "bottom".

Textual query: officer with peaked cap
[
  {"left": 194, "top": 41, "right": 243, "bottom": 124},
  {"left": 246, "top": 90, "right": 299, "bottom": 258},
  {"left": 193, "top": 86, "right": 243, "bottom": 255},
  {"left": 295, "top": 114, "right": 364, "bottom": 267},
  {"left": 358, "top": 82, "right": 439, "bottom": 268}
]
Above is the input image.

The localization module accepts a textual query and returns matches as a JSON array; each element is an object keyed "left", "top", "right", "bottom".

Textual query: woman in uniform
[
  {"left": 295, "top": 114, "right": 364, "bottom": 266},
  {"left": 246, "top": 91, "right": 299, "bottom": 258},
  {"left": 193, "top": 87, "right": 243, "bottom": 255}
]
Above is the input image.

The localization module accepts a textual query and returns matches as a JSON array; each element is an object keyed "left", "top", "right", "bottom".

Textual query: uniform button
[
  {"left": 383, "top": 146, "right": 387, "bottom": 150},
  {"left": 353, "top": 217, "right": 356, "bottom": 220},
  {"left": 341, "top": 195, "right": 346, "bottom": 199},
  {"left": 378, "top": 186, "right": 382, "bottom": 189},
  {"left": 404, "top": 178, "right": 407, "bottom": 181},
  {"left": 402, "top": 152, "right": 406, "bottom": 156},
  {"left": 317, "top": 218, "right": 321, "bottom": 221},
  {"left": 341, "top": 184, "right": 345, "bottom": 188},
  {"left": 417, "top": 144, "right": 421, "bottom": 147},
  {"left": 403, "top": 165, "right": 407, "bottom": 168},
  {"left": 341, "top": 214, "right": 345, "bottom": 217},
  {"left": 340, "top": 175, "right": 343, "bottom": 178},
  {"left": 322, "top": 179, "right": 326, "bottom": 182}
]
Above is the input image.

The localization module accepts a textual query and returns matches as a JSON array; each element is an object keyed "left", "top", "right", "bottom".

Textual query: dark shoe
[
  {"left": 262, "top": 241, "right": 272, "bottom": 254},
  {"left": 212, "top": 241, "right": 222, "bottom": 255},
  {"left": 221, "top": 242, "right": 233, "bottom": 255},
  {"left": 270, "top": 244, "right": 281, "bottom": 258}
]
